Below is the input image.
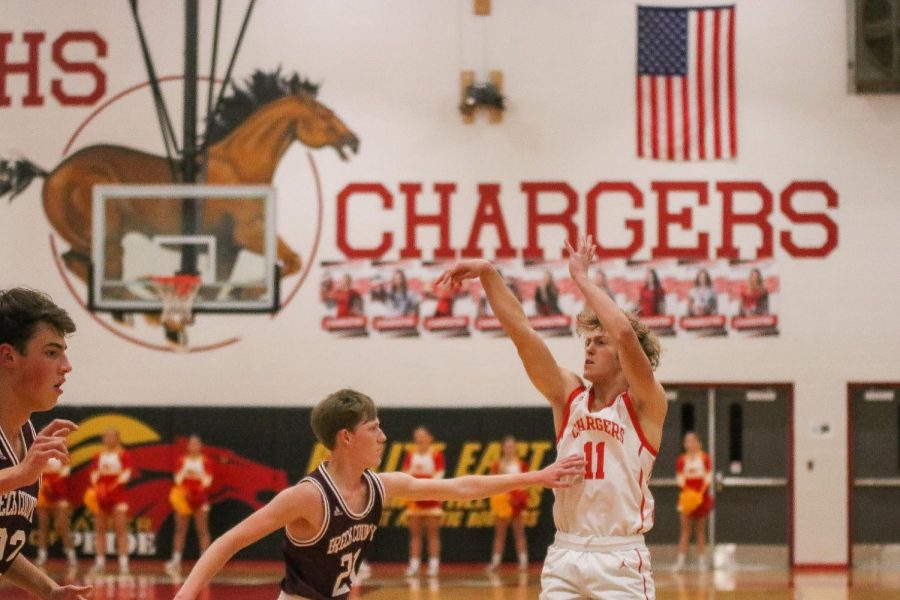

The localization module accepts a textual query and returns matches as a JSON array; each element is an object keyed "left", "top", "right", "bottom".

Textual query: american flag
[{"left": 636, "top": 5, "right": 736, "bottom": 161}]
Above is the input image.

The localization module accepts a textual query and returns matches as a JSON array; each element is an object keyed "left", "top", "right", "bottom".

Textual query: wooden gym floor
[{"left": 3, "top": 561, "right": 900, "bottom": 599}]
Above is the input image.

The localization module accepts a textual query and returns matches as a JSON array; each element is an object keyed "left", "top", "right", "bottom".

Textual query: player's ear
[{"left": 0, "top": 343, "right": 17, "bottom": 366}]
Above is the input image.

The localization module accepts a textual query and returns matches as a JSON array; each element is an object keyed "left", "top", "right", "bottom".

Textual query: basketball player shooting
[
  {"left": 174, "top": 388, "right": 584, "bottom": 600},
  {"left": 437, "top": 235, "right": 667, "bottom": 599}
]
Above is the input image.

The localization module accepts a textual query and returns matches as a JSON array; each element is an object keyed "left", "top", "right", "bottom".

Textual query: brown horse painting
[{"left": 0, "top": 69, "right": 358, "bottom": 299}]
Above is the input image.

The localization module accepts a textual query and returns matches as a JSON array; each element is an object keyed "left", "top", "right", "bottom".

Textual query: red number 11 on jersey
[{"left": 583, "top": 441, "right": 606, "bottom": 480}]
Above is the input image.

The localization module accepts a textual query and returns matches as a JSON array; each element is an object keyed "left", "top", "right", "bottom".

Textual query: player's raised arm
[
  {"left": 566, "top": 236, "right": 667, "bottom": 435},
  {"left": 379, "top": 454, "right": 584, "bottom": 502},
  {"left": 174, "top": 482, "right": 318, "bottom": 600},
  {"left": 438, "top": 260, "right": 582, "bottom": 412}
]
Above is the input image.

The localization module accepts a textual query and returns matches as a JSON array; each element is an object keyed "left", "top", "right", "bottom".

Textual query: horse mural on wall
[{"left": 0, "top": 69, "right": 358, "bottom": 322}]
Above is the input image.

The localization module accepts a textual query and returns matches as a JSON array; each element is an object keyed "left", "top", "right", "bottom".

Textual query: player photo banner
[
  {"left": 319, "top": 259, "right": 780, "bottom": 339},
  {"left": 726, "top": 260, "right": 780, "bottom": 336}
]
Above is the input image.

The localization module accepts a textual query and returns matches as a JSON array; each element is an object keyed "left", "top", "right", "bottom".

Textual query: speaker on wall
[{"left": 851, "top": 0, "right": 900, "bottom": 93}]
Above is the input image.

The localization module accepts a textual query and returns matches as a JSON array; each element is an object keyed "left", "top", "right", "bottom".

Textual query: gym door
[
  {"left": 650, "top": 386, "right": 710, "bottom": 543},
  {"left": 713, "top": 386, "right": 792, "bottom": 562},
  {"left": 648, "top": 384, "right": 793, "bottom": 566},
  {"left": 849, "top": 383, "right": 900, "bottom": 567}
]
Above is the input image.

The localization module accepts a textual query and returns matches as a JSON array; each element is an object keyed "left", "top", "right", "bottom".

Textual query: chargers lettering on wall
[{"left": 336, "top": 180, "right": 838, "bottom": 262}]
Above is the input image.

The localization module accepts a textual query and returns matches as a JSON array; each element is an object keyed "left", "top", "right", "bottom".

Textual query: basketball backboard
[{"left": 90, "top": 184, "right": 278, "bottom": 314}]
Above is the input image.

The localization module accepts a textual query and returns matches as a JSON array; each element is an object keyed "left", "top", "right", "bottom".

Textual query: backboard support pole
[{"left": 181, "top": 0, "right": 201, "bottom": 276}]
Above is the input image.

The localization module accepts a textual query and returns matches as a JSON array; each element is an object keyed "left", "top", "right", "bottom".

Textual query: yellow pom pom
[
  {"left": 169, "top": 486, "right": 194, "bottom": 516},
  {"left": 83, "top": 487, "right": 100, "bottom": 515},
  {"left": 678, "top": 489, "right": 704, "bottom": 514},
  {"left": 489, "top": 493, "right": 512, "bottom": 519}
]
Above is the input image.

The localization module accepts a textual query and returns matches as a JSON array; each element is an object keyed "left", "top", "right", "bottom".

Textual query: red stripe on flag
[
  {"left": 665, "top": 77, "right": 674, "bottom": 160},
  {"left": 637, "top": 76, "right": 644, "bottom": 157},
  {"left": 650, "top": 77, "right": 659, "bottom": 159},
  {"left": 712, "top": 9, "right": 722, "bottom": 159},
  {"left": 696, "top": 11, "right": 706, "bottom": 160},
  {"left": 681, "top": 75, "right": 690, "bottom": 160},
  {"left": 727, "top": 8, "right": 737, "bottom": 157}
]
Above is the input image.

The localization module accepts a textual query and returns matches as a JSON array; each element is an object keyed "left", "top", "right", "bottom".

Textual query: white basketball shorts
[{"left": 540, "top": 532, "right": 655, "bottom": 599}]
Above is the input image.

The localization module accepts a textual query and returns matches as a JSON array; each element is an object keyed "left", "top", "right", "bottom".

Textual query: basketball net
[{"left": 151, "top": 275, "right": 201, "bottom": 332}]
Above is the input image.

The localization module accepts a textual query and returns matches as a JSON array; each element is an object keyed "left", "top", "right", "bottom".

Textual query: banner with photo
[{"left": 318, "top": 259, "right": 779, "bottom": 339}]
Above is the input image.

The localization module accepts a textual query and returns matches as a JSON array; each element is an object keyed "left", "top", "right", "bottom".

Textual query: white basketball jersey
[{"left": 553, "top": 385, "right": 657, "bottom": 538}]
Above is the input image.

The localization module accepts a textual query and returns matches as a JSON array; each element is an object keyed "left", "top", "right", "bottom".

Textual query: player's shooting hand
[
  {"left": 436, "top": 260, "right": 490, "bottom": 287},
  {"left": 537, "top": 454, "right": 586, "bottom": 489},
  {"left": 48, "top": 583, "right": 93, "bottom": 600},
  {"left": 565, "top": 235, "right": 595, "bottom": 280}
]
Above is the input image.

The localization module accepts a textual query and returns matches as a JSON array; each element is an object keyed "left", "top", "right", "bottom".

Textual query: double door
[
  {"left": 648, "top": 384, "right": 793, "bottom": 565},
  {"left": 849, "top": 383, "right": 900, "bottom": 567}
]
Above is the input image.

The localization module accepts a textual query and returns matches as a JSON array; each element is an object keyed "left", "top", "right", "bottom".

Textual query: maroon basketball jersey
[
  {"left": 0, "top": 421, "right": 38, "bottom": 574},
  {"left": 281, "top": 463, "right": 384, "bottom": 599}
]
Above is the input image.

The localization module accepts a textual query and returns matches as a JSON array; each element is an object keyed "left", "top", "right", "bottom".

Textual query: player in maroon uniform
[
  {"left": 0, "top": 287, "right": 91, "bottom": 599},
  {"left": 174, "top": 388, "right": 583, "bottom": 600}
]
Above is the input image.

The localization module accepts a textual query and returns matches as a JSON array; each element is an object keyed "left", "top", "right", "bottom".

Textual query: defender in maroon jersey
[
  {"left": 175, "top": 388, "right": 584, "bottom": 600},
  {"left": 280, "top": 464, "right": 383, "bottom": 599},
  {"left": 0, "top": 288, "right": 90, "bottom": 599}
]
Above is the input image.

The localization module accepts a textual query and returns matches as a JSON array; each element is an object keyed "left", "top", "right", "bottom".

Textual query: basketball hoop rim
[
  {"left": 150, "top": 274, "right": 202, "bottom": 287},
  {"left": 151, "top": 274, "right": 203, "bottom": 302}
]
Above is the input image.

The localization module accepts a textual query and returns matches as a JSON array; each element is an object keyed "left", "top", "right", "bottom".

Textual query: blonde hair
[{"left": 575, "top": 310, "right": 661, "bottom": 370}]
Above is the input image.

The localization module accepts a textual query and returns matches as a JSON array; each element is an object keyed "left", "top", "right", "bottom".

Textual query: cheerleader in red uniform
[
  {"left": 165, "top": 434, "right": 214, "bottom": 572},
  {"left": 86, "top": 428, "right": 132, "bottom": 574},
  {"left": 487, "top": 435, "right": 530, "bottom": 572},
  {"left": 403, "top": 426, "right": 445, "bottom": 577},
  {"left": 35, "top": 457, "right": 77, "bottom": 568},
  {"left": 673, "top": 431, "right": 715, "bottom": 571}
]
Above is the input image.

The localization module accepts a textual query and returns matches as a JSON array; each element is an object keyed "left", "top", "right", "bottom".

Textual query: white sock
[
  {"left": 94, "top": 555, "right": 106, "bottom": 567},
  {"left": 171, "top": 551, "right": 182, "bottom": 562},
  {"left": 518, "top": 552, "right": 528, "bottom": 568},
  {"left": 65, "top": 548, "right": 77, "bottom": 562},
  {"left": 490, "top": 553, "right": 501, "bottom": 566},
  {"left": 427, "top": 557, "right": 440, "bottom": 575},
  {"left": 118, "top": 555, "right": 129, "bottom": 569},
  {"left": 37, "top": 548, "right": 47, "bottom": 561}
]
